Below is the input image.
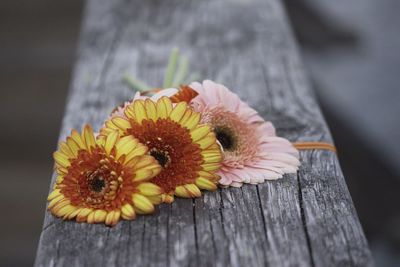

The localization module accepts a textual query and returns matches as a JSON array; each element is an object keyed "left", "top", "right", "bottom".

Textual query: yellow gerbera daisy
[
  {"left": 100, "top": 97, "right": 222, "bottom": 203},
  {"left": 48, "top": 125, "right": 162, "bottom": 226}
]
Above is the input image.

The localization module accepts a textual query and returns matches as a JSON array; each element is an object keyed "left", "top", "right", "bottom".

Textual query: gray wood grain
[{"left": 35, "top": 0, "right": 373, "bottom": 266}]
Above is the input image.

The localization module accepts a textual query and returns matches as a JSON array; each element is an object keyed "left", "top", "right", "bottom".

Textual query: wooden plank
[{"left": 35, "top": 0, "right": 373, "bottom": 266}]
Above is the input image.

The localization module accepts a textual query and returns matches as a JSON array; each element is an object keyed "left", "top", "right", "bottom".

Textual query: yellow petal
[
  {"left": 112, "top": 210, "right": 121, "bottom": 224},
  {"left": 104, "top": 120, "right": 119, "bottom": 134},
  {"left": 197, "top": 170, "right": 215, "bottom": 179},
  {"left": 48, "top": 195, "right": 66, "bottom": 209},
  {"left": 105, "top": 211, "right": 115, "bottom": 225},
  {"left": 59, "top": 141, "right": 75, "bottom": 158},
  {"left": 184, "top": 184, "right": 202, "bottom": 197},
  {"left": 53, "top": 151, "right": 70, "bottom": 168},
  {"left": 191, "top": 125, "right": 211, "bottom": 142},
  {"left": 159, "top": 97, "right": 173, "bottom": 117},
  {"left": 183, "top": 112, "right": 200, "bottom": 130},
  {"left": 55, "top": 204, "right": 76, "bottom": 217},
  {"left": 133, "top": 162, "right": 161, "bottom": 181},
  {"left": 145, "top": 99, "right": 157, "bottom": 121},
  {"left": 195, "top": 177, "right": 217, "bottom": 191},
  {"left": 202, "top": 163, "right": 221, "bottom": 171},
  {"left": 76, "top": 208, "right": 93, "bottom": 222},
  {"left": 134, "top": 155, "right": 158, "bottom": 170},
  {"left": 125, "top": 144, "right": 148, "bottom": 163},
  {"left": 132, "top": 194, "right": 154, "bottom": 213},
  {"left": 70, "top": 129, "right": 85, "bottom": 149},
  {"left": 56, "top": 167, "right": 68, "bottom": 175},
  {"left": 50, "top": 199, "right": 70, "bottom": 214},
  {"left": 55, "top": 175, "right": 64, "bottom": 184},
  {"left": 132, "top": 169, "right": 154, "bottom": 182},
  {"left": 203, "top": 154, "right": 222, "bottom": 164},
  {"left": 162, "top": 193, "right": 174, "bottom": 203},
  {"left": 66, "top": 137, "right": 80, "bottom": 156},
  {"left": 115, "top": 136, "right": 138, "bottom": 160},
  {"left": 87, "top": 211, "right": 96, "bottom": 224},
  {"left": 94, "top": 210, "right": 107, "bottom": 223},
  {"left": 151, "top": 166, "right": 162, "bottom": 177},
  {"left": 201, "top": 149, "right": 222, "bottom": 157},
  {"left": 124, "top": 104, "right": 135, "bottom": 118},
  {"left": 82, "top": 124, "right": 96, "bottom": 151},
  {"left": 137, "top": 182, "right": 162, "bottom": 196},
  {"left": 175, "top": 184, "right": 201, "bottom": 198},
  {"left": 179, "top": 110, "right": 193, "bottom": 126},
  {"left": 104, "top": 130, "right": 119, "bottom": 155},
  {"left": 47, "top": 189, "right": 61, "bottom": 201},
  {"left": 156, "top": 98, "right": 168, "bottom": 118},
  {"left": 170, "top": 102, "right": 187, "bottom": 122},
  {"left": 66, "top": 208, "right": 82, "bottom": 220},
  {"left": 197, "top": 135, "right": 217, "bottom": 149},
  {"left": 121, "top": 203, "right": 136, "bottom": 219},
  {"left": 111, "top": 117, "right": 131, "bottom": 132},
  {"left": 146, "top": 195, "right": 163, "bottom": 205},
  {"left": 105, "top": 210, "right": 121, "bottom": 225},
  {"left": 133, "top": 100, "right": 147, "bottom": 123},
  {"left": 125, "top": 156, "right": 141, "bottom": 169}
]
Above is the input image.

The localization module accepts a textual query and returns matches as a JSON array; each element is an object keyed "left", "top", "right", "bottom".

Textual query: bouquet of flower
[{"left": 47, "top": 49, "right": 334, "bottom": 226}]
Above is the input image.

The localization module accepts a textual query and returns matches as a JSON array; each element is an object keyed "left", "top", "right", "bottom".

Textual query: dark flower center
[
  {"left": 90, "top": 175, "right": 106, "bottom": 193},
  {"left": 150, "top": 148, "right": 171, "bottom": 168},
  {"left": 214, "top": 126, "right": 237, "bottom": 151}
]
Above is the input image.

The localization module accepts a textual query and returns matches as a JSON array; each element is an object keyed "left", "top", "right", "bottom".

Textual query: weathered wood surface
[{"left": 35, "top": 0, "right": 373, "bottom": 266}]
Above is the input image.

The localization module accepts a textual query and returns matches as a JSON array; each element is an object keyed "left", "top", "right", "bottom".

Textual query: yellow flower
[
  {"left": 48, "top": 125, "right": 162, "bottom": 226},
  {"left": 100, "top": 97, "right": 222, "bottom": 203}
]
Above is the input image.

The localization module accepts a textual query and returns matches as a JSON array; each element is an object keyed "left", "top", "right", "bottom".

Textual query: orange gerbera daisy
[
  {"left": 47, "top": 125, "right": 162, "bottom": 226},
  {"left": 101, "top": 97, "right": 222, "bottom": 203}
]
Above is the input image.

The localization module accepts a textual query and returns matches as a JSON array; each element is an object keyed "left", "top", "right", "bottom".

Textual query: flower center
[
  {"left": 150, "top": 148, "right": 171, "bottom": 168},
  {"left": 214, "top": 126, "right": 237, "bottom": 151},
  {"left": 127, "top": 118, "right": 203, "bottom": 193},
  {"left": 89, "top": 175, "right": 106, "bottom": 193},
  {"left": 61, "top": 147, "right": 136, "bottom": 211}
]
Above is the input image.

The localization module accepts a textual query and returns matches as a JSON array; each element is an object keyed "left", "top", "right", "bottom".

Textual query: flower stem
[
  {"left": 123, "top": 74, "right": 152, "bottom": 92},
  {"left": 172, "top": 55, "right": 189, "bottom": 87},
  {"left": 163, "top": 47, "right": 179, "bottom": 88}
]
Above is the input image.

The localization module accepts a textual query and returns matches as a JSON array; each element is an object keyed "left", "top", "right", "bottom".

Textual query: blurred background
[{"left": 0, "top": 0, "right": 399, "bottom": 266}]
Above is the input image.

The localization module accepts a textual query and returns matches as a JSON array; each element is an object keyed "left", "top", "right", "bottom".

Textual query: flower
[
  {"left": 189, "top": 80, "right": 300, "bottom": 187},
  {"left": 47, "top": 125, "right": 162, "bottom": 226},
  {"left": 101, "top": 96, "right": 222, "bottom": 203}
]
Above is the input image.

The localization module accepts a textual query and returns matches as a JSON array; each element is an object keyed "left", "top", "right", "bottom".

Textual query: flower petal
[
  {"left": 136, "top": 182, "right": 162, "bottom": 196},
  {"left": 170, "top": 102, "right": 187, "bottom": 122},
  {"left": 132, "top": 194, "right": 154, "bottom": 214},
  {"left": 121, "top": 204, "right": 136, "bottom": 220},
  {"left": 104, "top": 130, "right": 119, "bottom": 155},
  {"left": 133, "top": 100, "right": 147, "bottom": 123},
  {"left": 82, "top": 124, "right": 96, "bottom": 151},
  {"left": 195, "top": 177, "right": 217, "bottom": 191},
  {"left": 175, "top": 184, "right": 201, "bottom": 198}
]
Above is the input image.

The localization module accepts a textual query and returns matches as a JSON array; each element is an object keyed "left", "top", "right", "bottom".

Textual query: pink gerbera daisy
[{"left": 189, "top": 80, "right": 300, "bottom": 187}]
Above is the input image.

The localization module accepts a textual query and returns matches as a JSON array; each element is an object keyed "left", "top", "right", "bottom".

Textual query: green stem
[
  {"left": 172, "top": 56, "right": 189, "bottom": 87},
  {"left": 163, "top": 47, "right": 179, "bottom": 88},
  {"left": 123, "top": 74, "right": 152, "bottom": 92}
]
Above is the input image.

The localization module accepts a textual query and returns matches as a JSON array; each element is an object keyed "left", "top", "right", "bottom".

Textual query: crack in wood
[{"left": 297, "top": 167, "right": 316, "bottom": 267}]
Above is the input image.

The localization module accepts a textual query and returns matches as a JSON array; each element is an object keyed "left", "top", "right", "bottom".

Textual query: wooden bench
[{"left": 35, "top": 0, "right": 373, "bottom": 266}]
